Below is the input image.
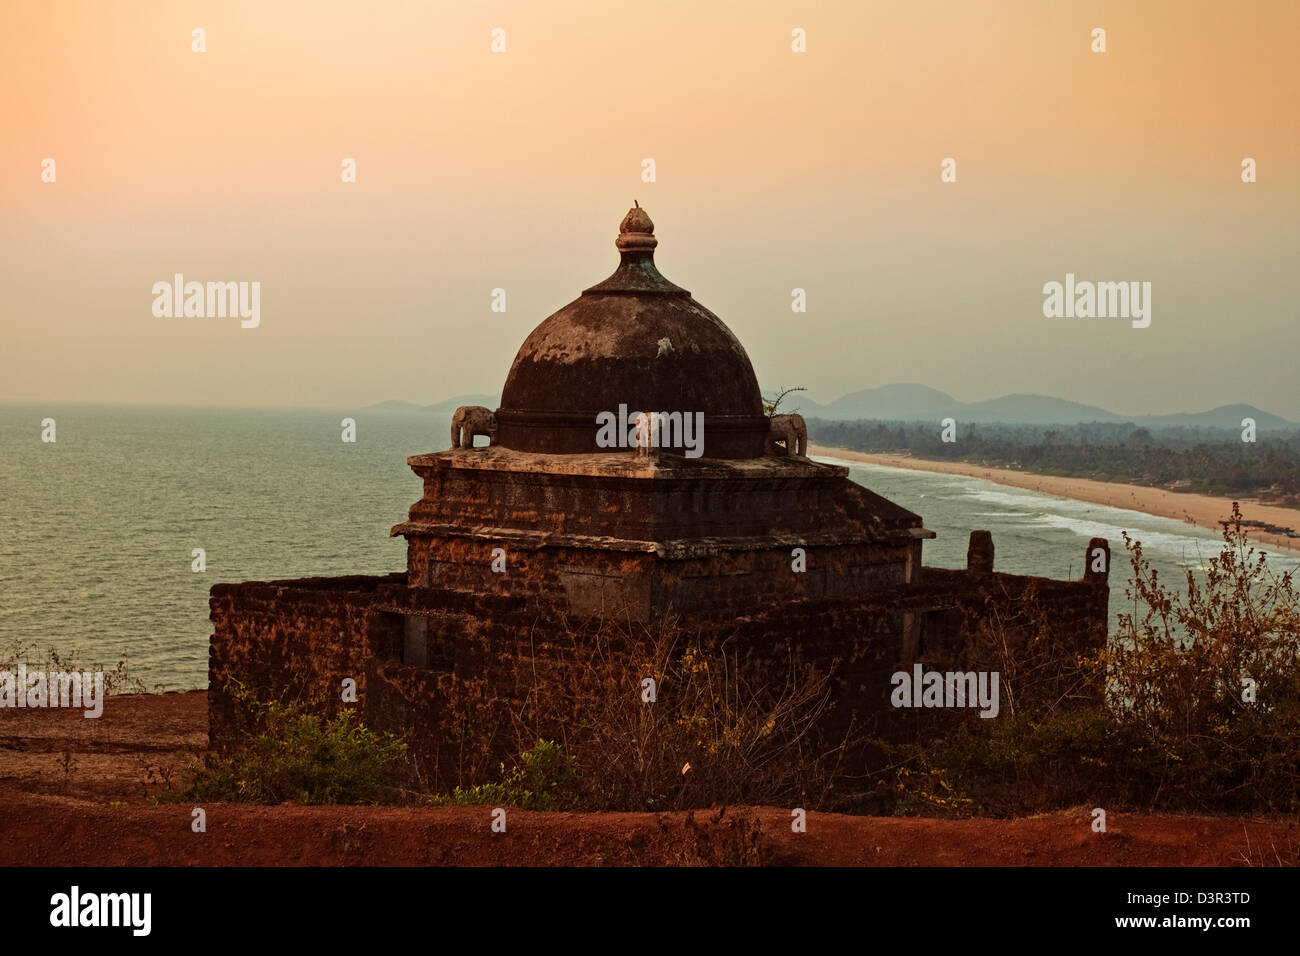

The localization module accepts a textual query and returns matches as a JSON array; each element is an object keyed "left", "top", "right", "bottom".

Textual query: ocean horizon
[{"left": 4, "top": 402, "right": 1298, "bottom": 692}]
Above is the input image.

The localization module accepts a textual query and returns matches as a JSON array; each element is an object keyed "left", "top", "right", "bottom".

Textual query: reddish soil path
[
  {"left": 2, "top": 692, "right": 1295, "bottom": 866},
  {"left": 4, "top": 795, "right": 1297, "bottom": 867}
]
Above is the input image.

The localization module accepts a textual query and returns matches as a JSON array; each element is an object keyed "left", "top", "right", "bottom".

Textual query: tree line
[{"left": 807, "top": 419, "right": 1300, "bottom": 502}]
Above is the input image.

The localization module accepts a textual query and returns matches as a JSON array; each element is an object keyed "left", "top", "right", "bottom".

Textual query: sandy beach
[{"left": 809, "top": 444, "right": 1300, "bottom": 553}]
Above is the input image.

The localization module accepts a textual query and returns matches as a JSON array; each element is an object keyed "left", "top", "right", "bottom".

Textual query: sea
[{"left": 3, "top": 403, "right": 1298, "bottom": 692}]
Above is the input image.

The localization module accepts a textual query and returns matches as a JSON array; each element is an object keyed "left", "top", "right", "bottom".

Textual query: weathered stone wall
[
  {"left": 207, "top": 573, "right": 405, "bottom": 748},
  {"left": 404, "top": 534, "right": 912, "bottom": 621},
  {"left": 208, "top": 548, "right": 1109, "bottom": 784},
  {"left": 723, "top": 567, "right": 1110, "bottom": 742}
]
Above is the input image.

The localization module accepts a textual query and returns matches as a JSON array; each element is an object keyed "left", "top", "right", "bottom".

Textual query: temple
[
  {"left": 209, "top": 205, "right": 1111, "bottom": 781},
  {"left": 391, "top": 203, "right": 935, "bottom": 625}
]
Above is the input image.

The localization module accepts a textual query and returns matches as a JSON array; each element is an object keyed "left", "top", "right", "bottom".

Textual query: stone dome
[{"left": 496, "top": 204, "right": 769, "bottom": 458}]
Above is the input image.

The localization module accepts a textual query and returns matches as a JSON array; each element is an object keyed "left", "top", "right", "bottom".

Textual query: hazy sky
[{"left": 2, "top": 0, "right": 1296, "bottom": 416}]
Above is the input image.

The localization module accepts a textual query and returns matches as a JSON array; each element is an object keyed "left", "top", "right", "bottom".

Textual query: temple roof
[{"left": 495, "top": 205, "right": 769, "bottom": 458}]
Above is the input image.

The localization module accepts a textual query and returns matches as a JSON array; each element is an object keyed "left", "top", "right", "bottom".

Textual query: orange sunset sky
[{"left": 2, "top": 0, "right": 1297, "bottom": 416}]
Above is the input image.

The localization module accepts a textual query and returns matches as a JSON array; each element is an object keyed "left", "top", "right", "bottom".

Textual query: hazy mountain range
[
  {"left": 369, "top": 394, "right": 501, "bottom": 416},
  {"left": 775, "top": 384, "right": 1297, "bottom": 430},
  {"left": 369, "top": 384, "right": 1296, "bottom": 430}
]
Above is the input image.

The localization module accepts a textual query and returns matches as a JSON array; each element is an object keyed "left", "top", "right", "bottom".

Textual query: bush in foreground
[
  {"left": 430, "top": 739, "right": 575, "bottom": 811},
  {"left": 183, "top": 690, "right": 406, "bottom": 805},
  {"left": 882, "top": 506, "right": 1300, "bottom": 816}
]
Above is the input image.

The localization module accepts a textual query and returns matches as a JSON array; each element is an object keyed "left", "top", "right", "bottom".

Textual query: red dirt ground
[{"left": 1, "top": 691, "right": 1296, "bottom": 867}]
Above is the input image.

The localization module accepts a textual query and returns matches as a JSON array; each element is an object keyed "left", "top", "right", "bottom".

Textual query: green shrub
[
  {"left": 431, "top": 739, "right": 574, "bottom": 810},
  {"left": 183, "top": 692, "right": 406, "bottom": 805}
]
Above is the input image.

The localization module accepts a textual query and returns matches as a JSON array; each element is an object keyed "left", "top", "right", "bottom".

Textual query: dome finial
[{"left": 617, "top": 202, "right": 657, "bottom": 251}]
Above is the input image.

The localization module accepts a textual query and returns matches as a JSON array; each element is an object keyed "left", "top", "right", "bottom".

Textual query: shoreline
[{"left": 808, "top": 444, "right": 1300, "bottom": 553}]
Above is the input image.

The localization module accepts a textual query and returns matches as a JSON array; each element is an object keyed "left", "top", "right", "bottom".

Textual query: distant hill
[
  {"left": 367, "top": 394, "right": 500, "bottom": 414},
  {"left": 814, "top": 384, "right": 951, "bottom": 421},
  {"left": 368, "top": 400, "right": 425, "bottom": 411},
  {"left": 420, "top": 394, "right": 501, "bottom": 415},
  {"left": 763, "top": 384, "right": 1296, "bottom": 430},
  {"left": 1137, "top": 403, "right": 1295, "bottom": 431},
  {"left": 961, "top": 393, "right": 1122, "bottom": 425},
  {"left": 764, "top": 383, "right": 1122, "bottom": 425}
]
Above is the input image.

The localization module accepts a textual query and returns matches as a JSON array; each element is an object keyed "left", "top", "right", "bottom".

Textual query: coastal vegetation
[
  {"left": 809, "top": 419, "right": 1300, "bottom": 509},
  {"left": 0, "top": 640, "right": 145, "bottom": 695},
  {"left": 883, "top": 507, "right": 1300, "bottom": 816}
]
